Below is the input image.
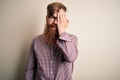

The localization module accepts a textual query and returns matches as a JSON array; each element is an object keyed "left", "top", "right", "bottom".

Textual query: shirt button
[
  {"left": 51, "top": 71, "right": 53, "bottom": 74},
  {"left": 51, "top": 61, "right": 53, "bottom": 63}
]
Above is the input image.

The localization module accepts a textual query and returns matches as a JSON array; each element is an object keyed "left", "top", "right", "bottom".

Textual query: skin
[
  {"left": 46, "top": 9, "right": 69, "bottom": 36},
  {"left": 58, "top": 9, "right": 69, "bottom": 35}
]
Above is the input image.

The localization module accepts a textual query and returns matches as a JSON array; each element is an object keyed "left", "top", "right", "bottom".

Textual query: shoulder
[
  {"left": 59, "top": 32, "right": 78, "bottom": 41},
  {"left": 31, "top": 34, "right": 45, "bottom": 44},
  {"left": 66, "top": 32, "right": 78, "bottom": 40}
]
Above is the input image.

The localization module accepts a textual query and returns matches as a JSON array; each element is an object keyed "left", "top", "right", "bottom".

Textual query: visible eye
[
  {"left": 48, "top": 16, "right": 57, "bottom": 19},
  {"left": 48, "top": 16, "right": 54, "bottom": 19},
  {"left": 54, "top": 17, "right": 57, "bottom": 20},
  {"left": 48, "top": 16, "right": 58, "bottom": 22}
]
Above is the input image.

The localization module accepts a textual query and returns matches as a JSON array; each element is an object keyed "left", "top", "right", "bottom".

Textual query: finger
[
  {"left": 62, "top": 10, "right": 67, "bottom": 22},
  {"left": 58, "top": 11, "right": 60, "bottom": 21},
  {"left": 60, "top": 9, "right": 64, "bottom": 22},
  {"left": 60, "top": 9, "right": 64, "bottom": 21},
  {"left": 61, "top": 9, "right": 67, "bottom": 22}
]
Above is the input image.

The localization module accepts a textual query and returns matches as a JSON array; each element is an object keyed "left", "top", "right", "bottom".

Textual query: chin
[{"left": 52, "top": 27, "right": 56, "bottom": 31}]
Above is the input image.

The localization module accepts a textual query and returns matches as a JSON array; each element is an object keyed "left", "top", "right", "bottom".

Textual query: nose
[{"left": 53, "top": 19, "right": 58, "bottom": 24}]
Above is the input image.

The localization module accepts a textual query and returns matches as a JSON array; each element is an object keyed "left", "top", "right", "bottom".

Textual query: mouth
[
  {"left": 47, "top": 23, "right": 57, "bottom": 31},
  {"left": 52, "top": 25, "right": 57, "bottom": 30},
  {"left": 49, "top": 24, "right": 57, "bottom": 28}
]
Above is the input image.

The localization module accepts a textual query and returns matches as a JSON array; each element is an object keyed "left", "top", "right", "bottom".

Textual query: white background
[{"left": 0, "top": 0, "right": 120, "bottom": 80}]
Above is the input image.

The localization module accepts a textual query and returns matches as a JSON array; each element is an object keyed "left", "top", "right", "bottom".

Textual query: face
[
  {"left": 46, "top": 12, "right": 58, "bottom": 30},
  {"left": 44, "top": 12, "right": 59, "bottom": 46},
  {"left": 47, "top": 12, "right": 58, "bottom": 24}
]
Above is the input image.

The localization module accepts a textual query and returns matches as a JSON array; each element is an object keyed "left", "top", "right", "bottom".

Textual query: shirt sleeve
[
  {"left": 25, "top": 39, "right": 37, "bottom": 80},
  {"left": 57, "top": 32, "right": 78, "bottom": 63}
]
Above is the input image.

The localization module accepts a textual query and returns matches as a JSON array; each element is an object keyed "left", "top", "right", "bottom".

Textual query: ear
[
  {"left": 46, "top": 15, "right": 48, "bottom": 18},
  {"left": 46, "top": 16, "right": 47, "bottom": 20},
  {"left": 46, "top": 16, "right": 48, "bottom": 23}
]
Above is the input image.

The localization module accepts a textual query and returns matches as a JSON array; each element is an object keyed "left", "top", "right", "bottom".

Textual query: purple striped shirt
[{"left": 25, "top": 32, "right": 78, "bottom": 80}]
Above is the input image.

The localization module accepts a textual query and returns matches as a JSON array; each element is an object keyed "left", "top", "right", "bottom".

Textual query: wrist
[{"left": 59, "top": 30, "right": 65, "bottom": 36}]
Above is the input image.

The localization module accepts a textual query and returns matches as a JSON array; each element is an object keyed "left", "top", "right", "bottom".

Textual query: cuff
[{"left": 58, "top": 32, "right": 71, "bottom": 41}]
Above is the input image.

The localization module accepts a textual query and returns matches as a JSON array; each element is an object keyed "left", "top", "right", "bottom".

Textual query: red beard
[{"left": 43, "top": 23, "right": 59, "bottom": 46}]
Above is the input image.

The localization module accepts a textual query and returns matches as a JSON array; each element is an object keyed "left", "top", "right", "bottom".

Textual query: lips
[{"left": 47, "top": 24, "right": 57, "bottom": 29}]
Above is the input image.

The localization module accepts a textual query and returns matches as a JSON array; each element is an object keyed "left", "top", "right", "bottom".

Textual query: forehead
[
  {"left": 52, "top": 11, "right": 66, "bottom": 17},
  {"left": 53, "top": 12, "right": 58, "bottom": 17}
]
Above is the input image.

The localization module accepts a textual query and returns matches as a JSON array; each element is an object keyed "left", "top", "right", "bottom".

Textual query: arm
[
  {"left": 57, "top": 32, "right": 78, "bottom": 63},
  {"left": 57, "top": 9, "right": 78, "bottom": 63},
  {"left": 25, "top": 39, "right": 37, "bottom": 80}
]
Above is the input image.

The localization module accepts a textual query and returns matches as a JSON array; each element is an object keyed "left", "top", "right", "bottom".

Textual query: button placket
[{"left": 50, "top": 48, "right": 53, "bottom": 79}]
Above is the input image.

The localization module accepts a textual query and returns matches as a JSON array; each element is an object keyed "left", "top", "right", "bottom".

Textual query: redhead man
[{"left": 25, "top": 2, "right": 78, "bottom": 80}]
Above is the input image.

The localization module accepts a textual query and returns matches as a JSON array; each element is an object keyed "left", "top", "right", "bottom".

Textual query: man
[{"left": 25, "top": 2, "right": 78, "bottom": 80}]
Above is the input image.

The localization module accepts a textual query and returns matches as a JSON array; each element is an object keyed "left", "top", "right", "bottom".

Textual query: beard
[{"left": 43, "top": 23, "right": 59, "bottom": 46}]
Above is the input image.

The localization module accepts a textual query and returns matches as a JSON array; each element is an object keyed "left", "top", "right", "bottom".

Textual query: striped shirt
[{"left": 25, "top": 32, "right": 78, "bottom": 80}]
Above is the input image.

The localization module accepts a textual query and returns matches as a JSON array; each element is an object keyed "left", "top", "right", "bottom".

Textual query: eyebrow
[{"left": 49, "top": 15, "right": 57, "bottom": 19}]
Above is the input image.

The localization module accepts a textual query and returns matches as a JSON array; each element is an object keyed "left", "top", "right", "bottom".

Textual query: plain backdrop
[{"left": 0, "top": 0, "right": 120, "bottom": 80}]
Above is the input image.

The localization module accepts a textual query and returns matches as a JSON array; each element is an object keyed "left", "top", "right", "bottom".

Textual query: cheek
[
  {"left": 47, "top": 20, "right": 53, "bottom": 24},
  {"left": 54, "top": 20, "right": 58, "bottom": 24},
  {"left": 49, "top": 21, "right": 53, "bottom": 24}
]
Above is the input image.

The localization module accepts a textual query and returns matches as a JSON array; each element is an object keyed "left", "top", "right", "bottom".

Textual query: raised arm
[{"left": 57, "top": 32, "right": 78, "bottom": 63}]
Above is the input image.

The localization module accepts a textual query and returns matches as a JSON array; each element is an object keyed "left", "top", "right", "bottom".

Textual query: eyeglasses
[{"left": 48, "top": 16, "right": 58, "bottom": 21}]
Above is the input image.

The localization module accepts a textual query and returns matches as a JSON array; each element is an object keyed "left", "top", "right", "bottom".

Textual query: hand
[{"left": 57, "top": 9, "right": 69, "bottom": 35}]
